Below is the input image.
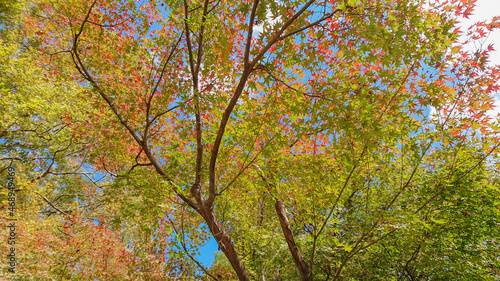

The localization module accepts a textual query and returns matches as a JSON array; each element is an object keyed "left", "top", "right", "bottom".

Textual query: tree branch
[
  {"left": 207, "top": 0, "right": 318, "bottom": 208},
  {"left": 35, "top": 191, "right": 71, "bottom": 217},
  {"left": 275, "top": 199, "right": 311, "bottom": 281},
  {"left": 244, "top": 0, "right": 259, "bottom": 67}
]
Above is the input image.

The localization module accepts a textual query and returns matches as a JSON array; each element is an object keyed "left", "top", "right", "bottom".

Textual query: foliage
[{"left": 2, "top": 0, "right": 500, "bottom": 280}]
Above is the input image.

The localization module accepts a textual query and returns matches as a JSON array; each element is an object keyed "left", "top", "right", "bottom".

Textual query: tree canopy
[{"left": 1, "top": 0, "right": 500, "bottom": 280}]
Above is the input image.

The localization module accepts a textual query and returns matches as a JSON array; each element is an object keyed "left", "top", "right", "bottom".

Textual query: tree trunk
[
  {"left": 200, "top": 206, "right": 250, "bottom": 281},
  {"left": 275, "top": 199, "right": 311, "bottom": 281}
]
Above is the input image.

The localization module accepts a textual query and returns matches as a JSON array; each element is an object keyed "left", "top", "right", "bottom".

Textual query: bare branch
[
  {"left": 244, "top": 0, "right": 260, "bottom": 68},
  {"left": 35, "top": 191, "right": 71, "bottom": 217}
]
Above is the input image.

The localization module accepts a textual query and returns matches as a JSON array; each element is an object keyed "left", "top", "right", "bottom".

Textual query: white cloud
[
  {"left": 254, "top": 10, "right": 282, "bottom": 36},
  {"left": 458, "top": 0, "right": 500, "bottom": 66},
  {"left": 488, "top": 93, "right": 500, "bottom": 121},
  {"left": 465, "top": 0, "right": 500, "bottom": 121},
  {"left": 439, "top": 0, "right": 500, "bottom": 123}
]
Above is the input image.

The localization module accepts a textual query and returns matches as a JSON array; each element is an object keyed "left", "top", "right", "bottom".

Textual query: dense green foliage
[{"left": 1, "top": 0, "right": 500, "bottom": 280}]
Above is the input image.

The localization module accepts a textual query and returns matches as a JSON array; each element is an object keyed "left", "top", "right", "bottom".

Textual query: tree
[
  {"left": 2, "top": 0, "right": 500, "bottom": 280},
  {"left": 1, "top": 1, "right": 180, "bottom": 279}
]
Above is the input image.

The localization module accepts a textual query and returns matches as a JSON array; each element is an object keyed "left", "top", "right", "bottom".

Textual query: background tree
[
  {"left": 2, "top": 0, "right": 500, "bottom": 280},
  {"left": 1, "top": 1, "right": 186, "bottom": 279}
]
